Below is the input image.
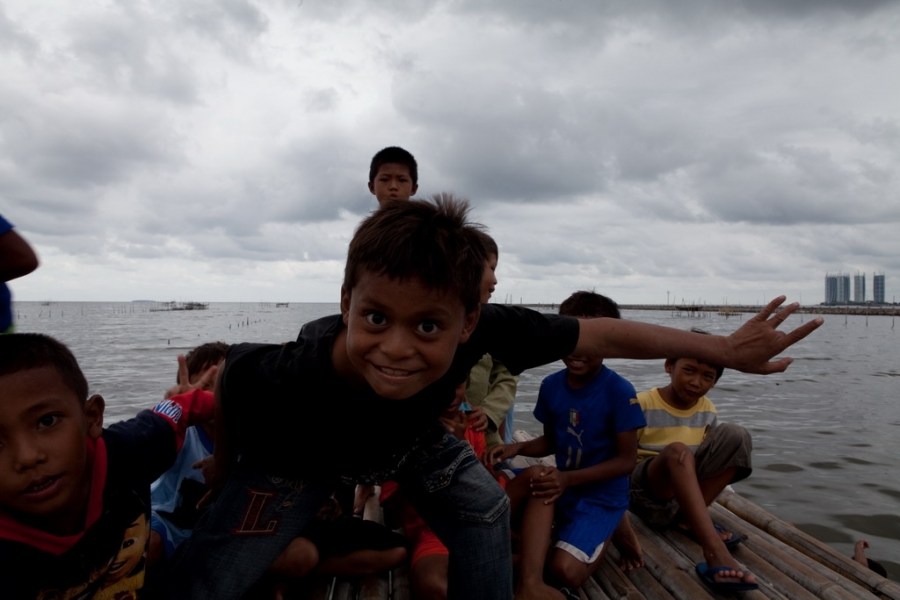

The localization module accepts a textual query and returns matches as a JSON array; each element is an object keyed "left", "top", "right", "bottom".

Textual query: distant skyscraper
[
  {"left": 825, "top": 272, "right": 851, "bottom": 304},
  {"left": 854, "top": 272, "right": 866, "bottom": 303},
  {"left": 874, "top": 273, "right": 886, "bottom": 304}
]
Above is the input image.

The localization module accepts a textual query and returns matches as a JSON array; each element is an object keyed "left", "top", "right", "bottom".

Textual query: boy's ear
[
  {"left": 340, "top": 286, "right": 351, "bottom": 325},
  {"left": 84, "top": 395, "right": 105, "bottom": 439},
  {"left": 410, "top": 182, "right": 418, "bottom": 196},
  {"left": 368, "top": 181, "right": 376, "bottom": 195},
  {"left": 458, "top": 305, "right": 481, "bottom": 344}
]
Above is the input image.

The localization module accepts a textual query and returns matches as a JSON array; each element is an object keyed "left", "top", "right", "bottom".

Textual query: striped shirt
[{"left": 635, "top": 387, "right": 717, "bottom": 463}]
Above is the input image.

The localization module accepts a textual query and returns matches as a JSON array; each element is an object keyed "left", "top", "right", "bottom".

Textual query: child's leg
[
  {"left": 411, "top": 554, "right": 449, "bottom": 600},
  {"left": 644, "top": 444, "right": 755, "bottom": 585},
  {"left": 611, "top": 512, "right": 643, "bottom": 571},
  {"left": 162, "top": 470, "right": 333, "bottom": 600},
  {"left": 396, "top": 432, "right": 513, "bottom": 600},
  {"left": 269, "top": 536, "right": 319, "bottom": 578},
  {"left": 317, "top": 547, "right": 408, "bottom": 576},
  {"left": 504, "top": 466, "right": 561, "bottom": 600},
  {"left": 547, "top": 502, "right": 625, "bottom": 590},
  {"left": 693, "top": 423, "right": 752, "bottom": 507}
]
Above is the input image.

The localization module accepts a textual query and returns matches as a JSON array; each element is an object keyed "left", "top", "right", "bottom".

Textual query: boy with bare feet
[
  {"left": 489, "top": 292, "right": 646, "bottom": 599},
  {"left": 629, "top": 330, "right": 757, "bottom": 592}
]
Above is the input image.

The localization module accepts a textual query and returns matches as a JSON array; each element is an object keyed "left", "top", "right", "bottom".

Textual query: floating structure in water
[{"left": 149, "top": 301, "right": 209, "bottom": 312}]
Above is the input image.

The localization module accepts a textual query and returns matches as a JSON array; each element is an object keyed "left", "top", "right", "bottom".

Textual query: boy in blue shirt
[
  {"left": 489, "top": 292, "right": 645, "bottom": 599},
  {"left": 165, "top": 197, "right": 821, "bottom": 600}
]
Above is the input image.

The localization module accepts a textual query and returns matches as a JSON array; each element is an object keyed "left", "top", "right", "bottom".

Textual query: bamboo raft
[{"left": 295, "top": 432, "right": 900, "bottom": 600}]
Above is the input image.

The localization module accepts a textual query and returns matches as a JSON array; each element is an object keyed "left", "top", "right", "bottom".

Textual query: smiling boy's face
[
  {"left": 0, "top": 366, "right": 103, "bottom": 535},
  {"left": 338, "top": 272, "right": 479, "bottom": 400}
]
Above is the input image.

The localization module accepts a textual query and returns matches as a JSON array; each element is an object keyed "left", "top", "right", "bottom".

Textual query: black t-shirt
[{"left": 222, "top": 304, "right": 579, "bottom": 483}]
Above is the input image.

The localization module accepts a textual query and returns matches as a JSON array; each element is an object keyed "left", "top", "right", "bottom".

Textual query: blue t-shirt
[
  {"left": 1, "top": 214, "right": 14, "bottom": 332},
  {"left": 534, "top": 365, "right": 646, "bottom": 507}
]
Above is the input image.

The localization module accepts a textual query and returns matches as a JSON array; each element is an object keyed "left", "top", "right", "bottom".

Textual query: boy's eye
[
  {"left": 365, "top": 312, "right": 387, "bottom": 326},
  {"left": 37, "top": 413, "right": 61, "bottom": 429},
  {"left": 417, "top": 320, "right": 440, "bottom": 334}
]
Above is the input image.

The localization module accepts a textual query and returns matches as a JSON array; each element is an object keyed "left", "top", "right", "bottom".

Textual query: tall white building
[
  {"left": 825, "top": 272, "right": 851, "bottom": 304},
  {"left": 854, "top": 272, "right": 866, "bottom": 303}
]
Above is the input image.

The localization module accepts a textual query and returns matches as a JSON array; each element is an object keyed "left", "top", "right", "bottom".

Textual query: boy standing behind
[
  {"left": 489, "top": 292, "right": 646, "bottom": 599},
  {"left": 368, "top": 146, "right": 418, "bottom": 206},
  {"left": 629, "top": 331, "right": 757, "bottom": 592}
]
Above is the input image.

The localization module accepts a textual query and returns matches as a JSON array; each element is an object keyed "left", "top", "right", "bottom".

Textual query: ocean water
[{"left": 12, "top": 301, "right": 900, "bottom": 578}]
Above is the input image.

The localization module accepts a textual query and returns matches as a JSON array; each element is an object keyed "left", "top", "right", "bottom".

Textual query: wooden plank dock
[{"left": 290, "top": 432, "right": 900, "bottom": 599}]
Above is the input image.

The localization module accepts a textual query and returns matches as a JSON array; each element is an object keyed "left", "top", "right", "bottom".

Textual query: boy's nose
[
  {"left": 12, "top": 436, "right": 46, "bottom": 472},
  {"left": 379, "top": 327, "right": 416, "bottom": 359}
]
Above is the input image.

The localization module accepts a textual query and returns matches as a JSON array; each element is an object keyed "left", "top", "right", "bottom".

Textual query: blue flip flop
[
  {"left": 677, "top": 523, "right": 744, "bottom": 550},
  {"left": 695, "top": 562, "right": 759, "bottom": 592},
  {"left": 715, "top": 524, "right": 744, "bottom": 550}
]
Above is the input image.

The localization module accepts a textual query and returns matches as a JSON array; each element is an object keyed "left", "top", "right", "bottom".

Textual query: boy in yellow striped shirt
[{"left": 629, "top": 333, "right": 757, "bottom": 592}]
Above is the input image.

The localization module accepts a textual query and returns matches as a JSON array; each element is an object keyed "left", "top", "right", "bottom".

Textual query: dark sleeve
[
  {"left": 472, "top": 305, "right": 580, "bottom": 375},
  {"left": 104, "top": 411, "right": 181, "bottom": 486}
]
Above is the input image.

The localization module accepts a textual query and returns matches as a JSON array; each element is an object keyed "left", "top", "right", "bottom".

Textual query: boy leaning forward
[{"left": 164, "top": 197, "right": 821, "bottom": 600}]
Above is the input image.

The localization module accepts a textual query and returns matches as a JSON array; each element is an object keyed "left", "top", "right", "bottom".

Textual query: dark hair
[
  {"left": 369, "top": 146, "right": 418, "bottom": 184},
  {"left": 868, "top": 558, "right": 888, "bottom": 578},
  {"left": 559, "top": 291, "right": 620, "bottom": 319},
  {"left": 182, "top": 342, "right": 230, "bottom": 381},
  {"left": 344, "top": 193, "right": 488, "bottom": 313},
  {"left": 0, "top": 333, "right": 89, "bottom": 401},
  {"left": 472, "top": 230, "right": 498, "bottom": 259},
  {"left": 665, "top": 327, "right": 725, "bottom": 381}
]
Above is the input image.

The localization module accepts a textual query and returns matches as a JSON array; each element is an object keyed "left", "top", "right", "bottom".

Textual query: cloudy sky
[{"left": 3, "top": 0, "right": 899, "bottom": 305}]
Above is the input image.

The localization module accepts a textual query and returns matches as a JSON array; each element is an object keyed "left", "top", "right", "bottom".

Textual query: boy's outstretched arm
[{"left": 575, "top": 296, "right": 823, "bottom": 374}]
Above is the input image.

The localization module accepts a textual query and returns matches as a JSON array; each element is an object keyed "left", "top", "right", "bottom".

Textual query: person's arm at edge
[
  {"left": 0, "top": 228, "right": 39, "bottom": 282},
  {"left": 477, "top": 359, "right": 518, "bottom": 433},
  {"left": 573, "top": 296, "right": 823, "bottom": 374}
]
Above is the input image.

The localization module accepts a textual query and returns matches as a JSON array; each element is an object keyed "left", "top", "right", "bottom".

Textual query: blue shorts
[
  {"left": 150, "top": 511, "right": 193, "bottom": 559},
  {"left": 553, "top": 493, "right": 626, "bottom": 563}
]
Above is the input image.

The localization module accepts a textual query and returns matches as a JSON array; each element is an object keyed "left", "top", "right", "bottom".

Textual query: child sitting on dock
[
  {"left": 0, "top": 333, "right": 215, "bottom": 599},
  {"left": 629, "top": 330, "right": 758, "bottom": 592},
  {"left": 488, "top": 291, "right": 646, "bottom": 599},
  {"left": 369, "top": 146, "right": 419, "bottom": 206},
  {"left": 163, "top": 196, "right": 820, "bottom": 600}
]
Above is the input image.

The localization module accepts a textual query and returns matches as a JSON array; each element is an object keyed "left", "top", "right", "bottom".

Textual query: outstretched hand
[
  {"left": 164, "top": 355, "right": 220, "bottom": 399},
  {"left": 724, "top": 296, "right": 823, "bottom": 374}
]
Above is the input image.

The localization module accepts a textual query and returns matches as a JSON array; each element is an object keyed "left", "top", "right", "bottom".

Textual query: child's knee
[
  {"left": 271, "top": 537, "right": 319, "bottom": 578},
  {"left": 549, "top": 550, "right": 589, "bottom": 588},
  {"left": 660, "top": 442, "right": 694, "bottom": 468},
  {"left": 714, "top": 423, "right": 752, "bottom": 453}
]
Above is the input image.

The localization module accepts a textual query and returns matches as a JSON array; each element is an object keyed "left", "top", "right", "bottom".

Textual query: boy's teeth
[{"left": 381, "top": 367, "right": 409, "bottom": 376}]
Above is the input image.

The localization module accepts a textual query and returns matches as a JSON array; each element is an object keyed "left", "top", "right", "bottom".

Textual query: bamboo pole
[
  {"left": 629, "top": 516, "right": 716, "bottom": 600},
  {"left": 582, "top": 574, "right": 614, "bottom": 599},
  {"left": 717, "top": 490, "right": 900, "bottom": 599},
  {"left": 711, "top": 503, "right": 869, "bottom": 600},
  {"left": 594, "top": 552, "right": 647, "bottom": 599},
  {"left": 606, "top": 544, "right": 675, "bottom": 600}
]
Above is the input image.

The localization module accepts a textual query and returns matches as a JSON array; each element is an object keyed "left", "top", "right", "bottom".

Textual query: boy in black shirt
[
  {"left": 166, "top": 197, "right": 821, "bottom": 600},
  {"left": 0, "top": 333, "right": 215, "bottom": 599}
]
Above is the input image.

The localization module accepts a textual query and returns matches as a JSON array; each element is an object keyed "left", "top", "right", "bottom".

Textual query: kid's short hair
[
  {"left": 183, "top": 341, "right": 230, "bottom": 380},
  {"left": 472, "top": 230, "right": 498, "bottom": 259},
  {"left": 0, "top": 333, "right": 89, "bottom": 401},
  {"left": 368, "top": 146, "right": 418, "bottom": 184},
  {"left": 665, "top": 327, "right": 725, "bottom": 381},
  {"left": 345, "top": 193, "right": 488, "bottom": 313},
  {"left": 559, "top": 291, "right": 621, "bottom": 320}
]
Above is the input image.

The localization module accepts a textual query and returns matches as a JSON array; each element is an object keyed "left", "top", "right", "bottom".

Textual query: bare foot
[
  {"left": 514, "top": 582, "right": 566, "bottom": 600},
  {"left": 613, "top": 514, "right": 644, "bottom": 571}
]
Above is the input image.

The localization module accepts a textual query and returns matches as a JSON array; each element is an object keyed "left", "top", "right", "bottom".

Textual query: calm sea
[{"left": 12, "top": 301, "right": 900, "bottom": 578}]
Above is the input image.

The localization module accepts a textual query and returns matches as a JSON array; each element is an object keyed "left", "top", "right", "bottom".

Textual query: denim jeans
[
  {"left": 162, "top": 432, "right": 512, "bottom": 600},
  {"left": 162, "top": 470, "right": 333, "bottom": 599},
  {"left": 396, "top": 431, "right": 513, "bottom": 600}
]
